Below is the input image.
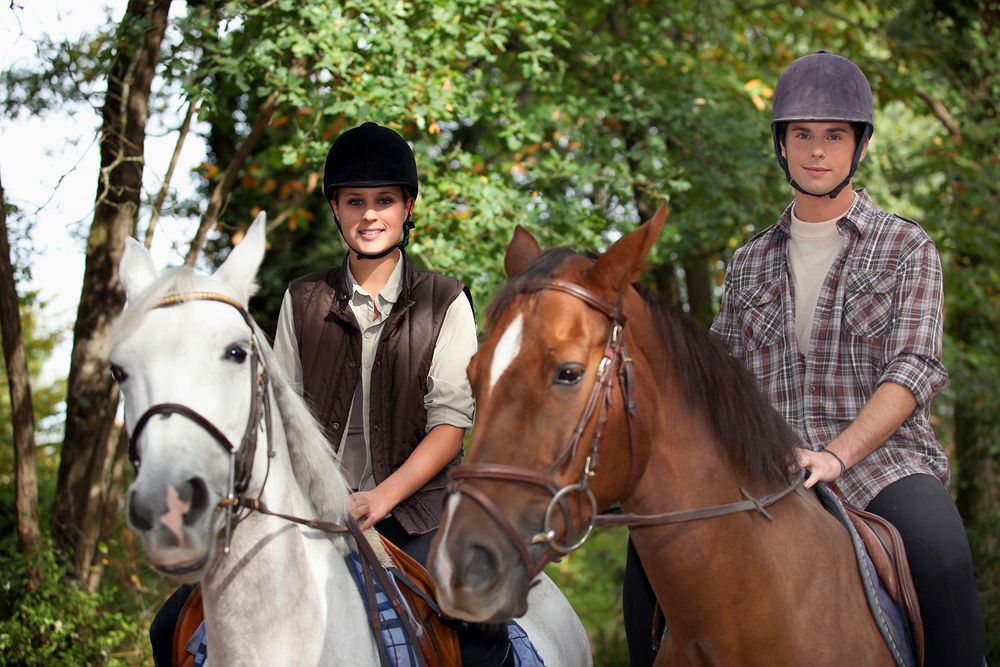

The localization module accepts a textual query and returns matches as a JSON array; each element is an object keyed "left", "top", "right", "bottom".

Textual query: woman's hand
[{"left": 349, "top": 489, "right": 392, "bottom": 530}]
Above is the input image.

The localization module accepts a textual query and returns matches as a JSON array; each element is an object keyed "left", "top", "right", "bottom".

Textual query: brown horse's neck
[{"left": 618, "top": 360, "right": 885, "bottom": 662}]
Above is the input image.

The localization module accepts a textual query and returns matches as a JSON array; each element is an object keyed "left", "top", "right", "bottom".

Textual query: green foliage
[
  {"left": 546, "top": 526, "right": 630, "bottom": 665},
  {"left": 6, "top": 0, "right": 998, "bottom": 662},
  {"left": 0, "top": 539, "right": 139, "bottom": 666}
]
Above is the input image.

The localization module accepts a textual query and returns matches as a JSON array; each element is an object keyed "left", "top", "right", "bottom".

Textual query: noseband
[
  {"left": 124, "top": 292, "right": 275, "bottom": 553},
  {"left": 448, "top": 278, "right": 642, "bottom": 577},
  {"left": 448, "top": 278, "right": 803, "bottom": 578}
]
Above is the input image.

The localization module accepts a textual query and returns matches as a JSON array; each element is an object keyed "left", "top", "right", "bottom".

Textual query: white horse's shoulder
[{"left": 517, "top": 572, "right": 593, "bottom": 667}]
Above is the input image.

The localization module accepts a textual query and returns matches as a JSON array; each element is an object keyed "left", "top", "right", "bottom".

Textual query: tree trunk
[
  {"left": 0, "top": 168, "right": 41, "bottom": 567},
  {"left": 52, "top": 0, "right": 173, "bottom": 584},
  {"left": 86, "top": 426, "right": 130, "bottom": 593},
  {"left": 682, "top": 255, "right": 714, "bottom": 328}
]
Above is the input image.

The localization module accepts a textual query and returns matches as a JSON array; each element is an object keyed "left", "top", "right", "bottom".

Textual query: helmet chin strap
[{"left": 789, "top": 173, "right": 853, "bottom": 199}]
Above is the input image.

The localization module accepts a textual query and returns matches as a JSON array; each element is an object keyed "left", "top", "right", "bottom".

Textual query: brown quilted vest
[{"left": 288, "top": 253, "right": 470, "bottom": 535}]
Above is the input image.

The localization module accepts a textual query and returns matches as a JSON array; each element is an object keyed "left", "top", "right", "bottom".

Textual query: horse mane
[
  {"left": 638, "top": 286, "right": 799, "bottom": 490},
  {"left": 485, "top": 248, "right": 798, "bottom": 491},
  {"left": 255, "top": 332, "right": 353, "bottom": 526},
  {"left": 113, "top": 267, "right": 352, "bottom": 525}
]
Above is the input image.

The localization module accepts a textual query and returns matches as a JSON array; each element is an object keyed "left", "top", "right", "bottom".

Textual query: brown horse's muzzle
[{"left": 429, "top": 492, "right": 536, "bottom": 622}]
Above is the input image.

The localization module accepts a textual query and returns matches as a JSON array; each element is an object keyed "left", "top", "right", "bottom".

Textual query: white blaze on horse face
[
  {"left": 433, "top": 493, "right": 462, "bottom": 595},
  {"left": 488, "top": 313, "right": 524, "bottom": 393}
]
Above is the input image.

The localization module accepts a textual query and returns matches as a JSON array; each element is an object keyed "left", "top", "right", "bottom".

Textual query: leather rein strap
[{"left": 449, "top": 278, "right": 803, "bottom": 577}]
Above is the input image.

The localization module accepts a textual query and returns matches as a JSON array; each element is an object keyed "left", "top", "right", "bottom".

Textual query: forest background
[{"left": 1, "top": 0, "right": 996, "bottom": 664}]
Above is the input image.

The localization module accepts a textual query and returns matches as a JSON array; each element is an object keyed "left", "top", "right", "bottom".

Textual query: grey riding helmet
[
  {"left": 323, "top": 121, "right": 419, "bottom": 260},
  {"left": 771, "top": 50, "right": 874, "bottom": 198}
]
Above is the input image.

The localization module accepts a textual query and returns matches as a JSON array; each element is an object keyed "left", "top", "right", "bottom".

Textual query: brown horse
[{"left": 428, "top": 206, "right": 896, "bottom": 665}]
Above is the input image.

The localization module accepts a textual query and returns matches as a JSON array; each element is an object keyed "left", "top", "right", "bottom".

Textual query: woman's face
[{"left": 331, "top": 186, "right": 412, "bottom": 256}]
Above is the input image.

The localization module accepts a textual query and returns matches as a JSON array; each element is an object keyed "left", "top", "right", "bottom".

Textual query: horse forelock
[
  {"left": 485, "top": 247, "right": 586, "bottom": 330},
  {"left": 637, "top": 286, "right": 799, "bottom": 490},
  {"left": 112, "top": 267, "right": 250, "bottom": 347}
]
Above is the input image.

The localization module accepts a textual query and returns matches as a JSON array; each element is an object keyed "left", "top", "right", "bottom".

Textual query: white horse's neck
[{"left": 200, "top": 397, "right": 379, "bottom": 666}]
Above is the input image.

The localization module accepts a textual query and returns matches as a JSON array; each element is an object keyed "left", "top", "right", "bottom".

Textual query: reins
[{"left": 449, "top": 278, "right": 803, "bottom": 577}]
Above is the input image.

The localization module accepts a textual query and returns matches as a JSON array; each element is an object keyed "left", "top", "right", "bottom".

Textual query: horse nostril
[
  {"left": 462, "top": 544, "right": 499, "bottom": 589},
  {"left": 128, "top": 489, "right": 154, "bottom": 532},
  {"left": 183, "top": 477, "right": 210, "bottom": 526}
]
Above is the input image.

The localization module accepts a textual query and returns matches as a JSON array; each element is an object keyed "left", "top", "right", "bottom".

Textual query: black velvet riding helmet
[{"left": 323, "top": 122, "right": 419, "bottom": 260}]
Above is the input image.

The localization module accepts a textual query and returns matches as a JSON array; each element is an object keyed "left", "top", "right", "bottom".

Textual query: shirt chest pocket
[
  {"left": 735, "top": 280, "right": 785, "bottom": 350},
  {"left": 844, "top": 270, "right": 895, "bottom": 337}
]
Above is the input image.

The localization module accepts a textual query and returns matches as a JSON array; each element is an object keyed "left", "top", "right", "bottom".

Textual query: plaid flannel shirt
[{"left": 711, "top": 189, "right": 950, "bottom": 508}]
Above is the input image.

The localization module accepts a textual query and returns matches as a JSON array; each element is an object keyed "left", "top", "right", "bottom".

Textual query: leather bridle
[
  {"left": 448, "top": 278, "right": 642, "bottom": 577},
  {"left": 447, "top": 277, "right": 803, "bottom": 578},
  {"left": 122, "top": 291, "right": 433, "bottom": 667},
  {"left": 124, "top": 292, "right": 277, "bottom": 553}
]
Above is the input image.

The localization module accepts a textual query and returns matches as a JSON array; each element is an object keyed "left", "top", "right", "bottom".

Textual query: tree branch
[
  {"left": 915, "top": 86, "right": 963, "bottom": 144},
  {"left": 145, "top": 98, "right": 197, "bottom": 248},
  {"left": 185, "top": 90, "right": 279, "bottom": 265}
]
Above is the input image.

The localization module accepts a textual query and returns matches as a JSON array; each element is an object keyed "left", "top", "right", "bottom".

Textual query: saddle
[
  {"left": 170, "top": 534, "right": 460, "bottom": 667},
  {"left": 377, "top": 535, "right": 462, "bottom": 667},
  {"left": 835, "top": 487, "right": 925, "bottom": 667}
]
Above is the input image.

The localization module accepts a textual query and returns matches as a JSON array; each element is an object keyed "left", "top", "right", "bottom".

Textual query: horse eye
[
  {"left": 225, "top": 345, "right": 248, "bottom": 364},
  {"left": 554, "top": 364, "right": 584, "bottom": 386},
  {"left": 109, "top": 364, "right": 128, "bottom": 383}
]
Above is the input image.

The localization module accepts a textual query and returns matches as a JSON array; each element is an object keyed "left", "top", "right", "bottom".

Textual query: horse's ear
[
  {"left": 590, "top": 202, "right": 668, "bottom": 291},
  {"left": 214, "top": 211, "right": 267, "bottom": 304},
  {"left": 120, "top": 237, "right": 157, "bottom": 303},
  {"left": 505, "top": 225, "right": 542, "bottom": 278}
]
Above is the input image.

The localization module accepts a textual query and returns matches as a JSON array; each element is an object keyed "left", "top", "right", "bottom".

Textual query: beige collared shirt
[{"left": 273, "top": 254, "right": 477, "bottom": 490}]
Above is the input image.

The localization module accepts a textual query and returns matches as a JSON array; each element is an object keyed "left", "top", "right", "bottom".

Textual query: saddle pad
[
  {"left": 508, "top": 619, "right": 546, "bottom": 667},
  {"left": 184, "top": 622, "right": 207, "bottom": 667},
  {"left": 814, "top": 484, "right": 916, "bottom": 667},
  {"left": 346, "top": 551, "right": 547, "bottom": 667},
  {"left": 182, "top": 554, "right": 547, "bottom": 666},
  {"left": 346, "top": 551, "right": 422, "bottom": 667}
]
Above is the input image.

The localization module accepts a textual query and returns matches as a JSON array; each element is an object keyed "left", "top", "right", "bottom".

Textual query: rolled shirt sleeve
[
  {"left": 878, "top": 239, "right": 949, "bottom": 406},
  {"left": 424, "top": 293, "right": 477, "bottom": 431}
]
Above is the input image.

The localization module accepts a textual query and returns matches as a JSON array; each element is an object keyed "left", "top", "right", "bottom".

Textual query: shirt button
[
  {"left": 364, "top": 331, "right": 373, "bottom": 338},
  {"left": 348, "top": 360, "right": 357, "bottom": 368},
  {"left": 331, "top": 422, "right": 340, "bottom": 431},
  {"left": 809, "top": 385, "right": 816, "bottom": 394}
]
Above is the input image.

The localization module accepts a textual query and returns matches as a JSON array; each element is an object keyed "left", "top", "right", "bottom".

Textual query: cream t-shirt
[{"left": 788, "top": 207, "right": 844, "bottom": 355}]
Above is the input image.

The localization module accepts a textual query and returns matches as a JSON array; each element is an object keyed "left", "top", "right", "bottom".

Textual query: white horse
[{"left": 114, "top": 213, "right": 592, "bottom": 666}]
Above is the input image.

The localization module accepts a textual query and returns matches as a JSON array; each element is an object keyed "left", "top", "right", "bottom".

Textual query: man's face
[{"left": 781, "top": 122, "right": 865, "bottom": 195}]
